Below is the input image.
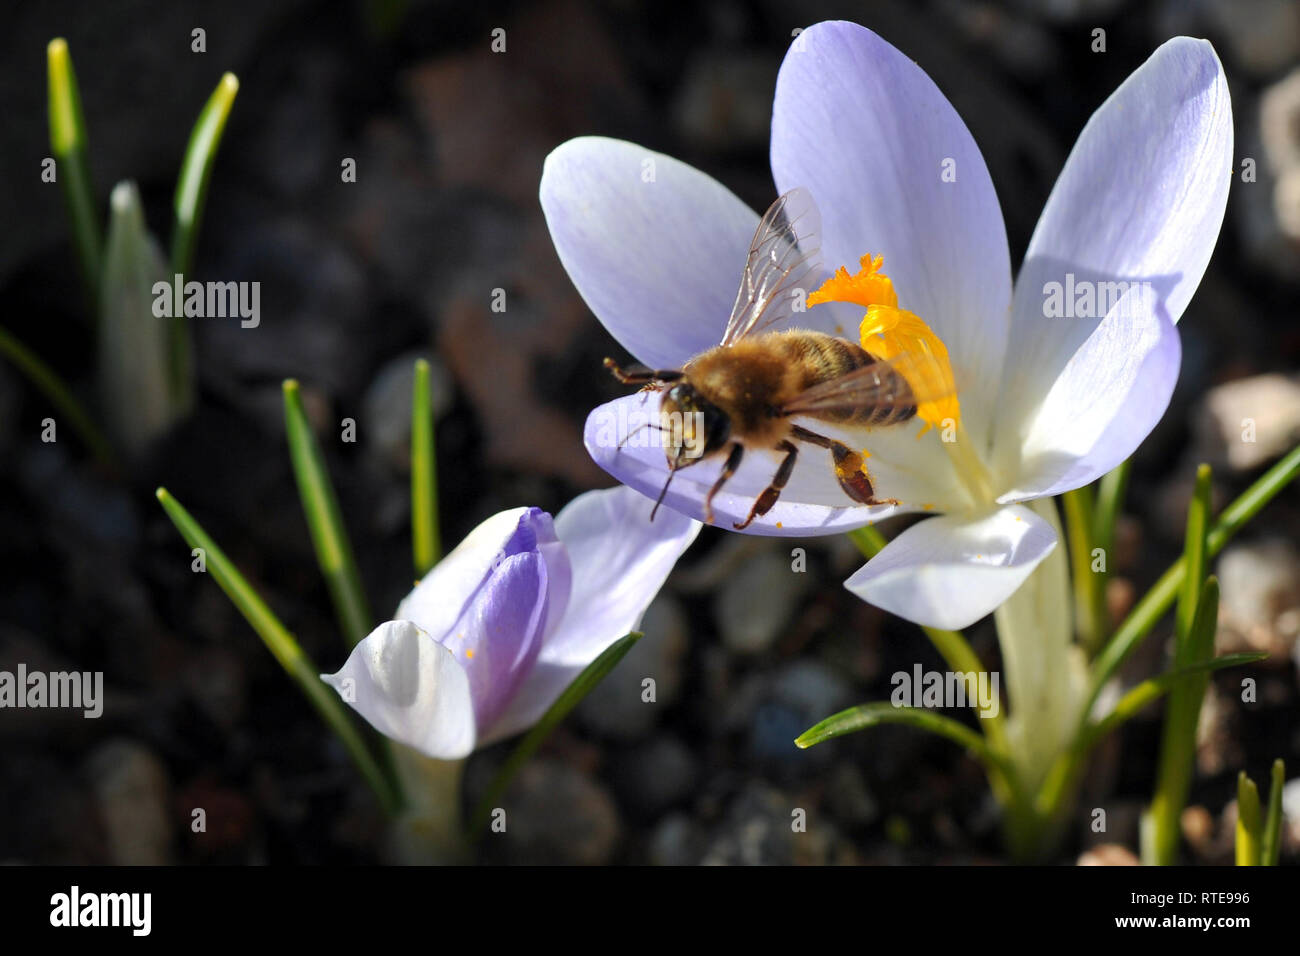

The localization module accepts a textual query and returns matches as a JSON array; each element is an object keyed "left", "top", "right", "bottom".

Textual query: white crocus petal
[
  {"left": 771, "top": 19, "right": 1013, "bottom": 454},
  {"left": 322, "top": 621, "right": 476, "bottom": 760},
  {"left": 994, "top": 498, "right": 1088, "bottom": 789},
  {"left": 584, "top": 393, "right": 973, "bottom": 535},
  {"left": 993, "top": 36, "right": 1232, "bottom": 483},
  {"left": 585, "top": 395, "right": 899, "bottom": 534},
  {"left": 548, "top": 485, "right": 700, "bottom": 663},
  {"left": 1000, "top": 300, "right": 1181, "bottom": 501},
  {"left": 396, "top": 507, "right": 534, "bottom": 643},
  {"left": 540, "top": 137, "right": 763, "bottom": 370},
  {"left": 844, "top": 504, "right": 1057, "bottom": 631},
  {"left": 484, "top": 486, "right": 701, "bottom": 742}
]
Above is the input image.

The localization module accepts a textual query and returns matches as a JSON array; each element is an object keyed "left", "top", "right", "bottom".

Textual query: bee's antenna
[{"left": 619, "top": 422, "right": 665, "bottom": 450}]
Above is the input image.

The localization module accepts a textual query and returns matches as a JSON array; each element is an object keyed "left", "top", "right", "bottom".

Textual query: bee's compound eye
[{"left": 703, "top": 407, "right": 731, "bottom": 452}]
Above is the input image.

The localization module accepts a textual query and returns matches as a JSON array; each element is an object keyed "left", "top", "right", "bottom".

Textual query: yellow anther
[
  {"left": 859, "top": 304, "right": 960, "bottom": 435},
  {"left": 807, "top": 254, "right": 898, "bottom": 310},
  {"left": 809, "top": 253, "right": 961, "bottom": 435}
]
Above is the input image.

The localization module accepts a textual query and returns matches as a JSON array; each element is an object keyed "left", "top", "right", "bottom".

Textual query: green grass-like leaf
[
  {"left": 1176, "top": 465, "right": 1213, "bottom": 646},
  {"left": 0, "top": 325, "right": 114, "bottom": 467},
  {"left": 1085, "top": 444, "right": 1300, "bottom": 720},
  {"left": 282, "top": 380, "right": 373, "bottom": 647},
  {"left": 1236, "top": 771, "right": 1261, "bottom": 866},
  {"left": 411, "top": 359, "right": 440, "bottom": 575},
  {"left": 1092, "top": 460, "right": 1130, "bottom": 559},
  {"left": 845, "top": 525, "right": 886, "bottom": 560},
  {"left": 846, "top": 524, "right": 1008, "bottom": 755},
  {"left": 167, "top": 71, "right": 238, "bottom": 400},
  {"left": 1037, "top": 648, "right": 1265, "bottom": 822},
  {"left": 1063, "top": 484, "right": 1108, "bottom": 655},
  {"left": 468, "top": 632, "right": 642, "bottom": 837},
  {"left": 170, "top": 72, "right": 238, "bottom": 277},
  {"left": 1083, "top": 648, "right": 1263, "bottom": 751},
  {"left": 155, "top": 487, "right": 399, "bottom": 813},
  {"left": 47, "top": 38, "right": 102, "bottom": 306},
  {"left": 1262, "top": 758, "right": 1285, "bottom": 866},
  {"left": 1144, "top": 574, "right": 1222, "bottom": 865},
  {"left": 1142, "top": 466, "right": 1215, "bottom": 865},
  {"left": 795, "top": 701, "right": 1014, "bottom": 783}
]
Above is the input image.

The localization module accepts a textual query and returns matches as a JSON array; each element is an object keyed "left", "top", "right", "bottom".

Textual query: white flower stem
[
  {"left": 385, "top": 746, "right": 468, "bottom": 864},
  {"left": 994, "top": 497, "right": 1089, "bottom": 857}
]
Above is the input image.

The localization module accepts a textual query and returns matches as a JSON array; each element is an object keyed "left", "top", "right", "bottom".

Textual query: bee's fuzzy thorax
[{"left": 684, "top": 329, "right": 898, "bottom": 440}]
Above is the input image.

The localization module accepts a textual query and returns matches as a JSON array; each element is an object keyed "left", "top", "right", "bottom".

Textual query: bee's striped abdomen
[{"left": 783, "top": 331, "right": 917, "bottom": 426}]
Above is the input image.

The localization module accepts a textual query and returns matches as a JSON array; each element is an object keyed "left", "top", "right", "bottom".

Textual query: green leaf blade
[
  {"left": 1236, "top": 771, "right": 1261, "bottom": 866},
  {"left": 1086, "top": 649, "right": 1264, "bottom": 750},
  {"left": 1175, "top": 464, "right": 1213, "bottom": 647},
  {"left": 1086, "top": 444, "right": 1300, "bottom": 720},
  {"left": 47, "top": 38, "right": 102, "bottom": 302},
  {"left": 1063, "top": 485, "right": 1109, "bottom": 655},
  {"left": 1262, "top": 758, "right": 1285, "bottom": 866},
  {"left": 0, "top": 326, "right": 114, "bottom": 467},
  {"left": 468, "top": 632, "right": 643, "bottom": 837},
  {"left": 1092, "top": 460, "right": 1130, "bottom": 556},
  {"left": 282, "top": 380, "right": 373, "bottom": 647},
  {"left": 155, "top": 487, "right": 399, "bottom": 813},
  {"left": 411, "top": 358, "right": 440, "bottom": 576},
  {"left": 1143, "top": 577, "right": 1225, "bottom": 865},
  {"left": 170, "top": 72, "right": 239, "bottom": 277},
  {"left": 846, "top": 524, "right": 1007, "bottom": 755},
  {"left": 167, "top": 71, "right": 238, "bottom": 398},
  {"left": 846, "top": 524, "right": 887, "bottom": 559},
  {"left": 794, "top": 701, "right": 1011, "bottom": 782}
]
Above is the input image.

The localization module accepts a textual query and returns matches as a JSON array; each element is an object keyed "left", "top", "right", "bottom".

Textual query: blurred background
[{"left": 1, "top": 0, "right": 1298, "bottom": 864}]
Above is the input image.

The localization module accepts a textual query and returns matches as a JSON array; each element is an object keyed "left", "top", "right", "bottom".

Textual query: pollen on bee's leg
[{"left": 831, "top": 443, "right": 899, "bottom": 507}]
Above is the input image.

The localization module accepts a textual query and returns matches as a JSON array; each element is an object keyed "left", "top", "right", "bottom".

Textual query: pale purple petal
[
  {"left": 483, "top": 486, "right": 700, "bottom": 744},
  {"left": 548, "top": 485, "right": 698, "bottom": 664},
  {"left": 771, "top": 20, "right": 1013, "bottom": 453},
  {"left": 396, "top": 506, "right": 569, "bottom": 645},
  {"left": 583, "top": 393, "right": 971, "bottom": 535},
  {"left": 992, "top": 37, "right": 1232, "bottom": 481},
  {"left": 845, "top": 504, "right": 1057, "bottom": 631},
  {"left": 540, "top": 136, "right": 760, "bottom": 369},
  {"left": 443, "top": 549, "right": 550, "bottom": 732},
  {"left": 322, "top": 621, "right": 476, "bottom": 759},
  {"left": 1000, "top": 301, "right": 1181, "bottom": 501},
  {"left": 585, "top": 395, "right": 889, "bottom": 535}
]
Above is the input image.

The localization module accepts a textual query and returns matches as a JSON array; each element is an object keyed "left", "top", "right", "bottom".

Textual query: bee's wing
[
  {"left": 778, "top": 353, "right": 955, "bottom": 419},
  {"left": 719, "top": 188, "right": 823, "bottom": 347}
]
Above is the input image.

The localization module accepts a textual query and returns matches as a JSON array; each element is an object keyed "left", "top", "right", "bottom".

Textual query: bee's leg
[
  {"left": 734, "top": 440, "right": 798, "bottom": 529},
  {"left": 703, "top": 442, "right": 744, "bottom": 525},
  {"left": 604, "top": 358, "right": 683, "bottom": 386},
  {"left": 790, "top": 425, "right": 901, "bottom": 507}
]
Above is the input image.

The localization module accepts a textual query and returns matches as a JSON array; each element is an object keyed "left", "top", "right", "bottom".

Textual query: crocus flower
[
  {"left": 540, "top": 22, "right": 1231, "bottom": 630},
  {"left": 323, "top": 486, "right": 699, "bottom": 758}
]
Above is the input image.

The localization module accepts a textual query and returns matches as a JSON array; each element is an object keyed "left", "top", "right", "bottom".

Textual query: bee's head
[{"left": 659, "top": 381, "right": 731, "bottom": 467}]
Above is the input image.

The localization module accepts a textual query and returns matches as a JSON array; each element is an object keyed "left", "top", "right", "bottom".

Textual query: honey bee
[{"left": 604, "top": 188, "right": 944, "bottom": 529}]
